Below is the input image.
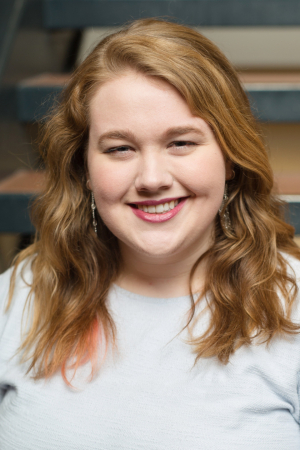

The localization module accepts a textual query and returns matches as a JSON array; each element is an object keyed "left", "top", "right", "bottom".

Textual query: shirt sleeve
[
  {"left": 0, "top": 267, "right": 14, "bottom": 340},
  {"left": 0, "top": 262, "right": 32, "bottom": 399}
]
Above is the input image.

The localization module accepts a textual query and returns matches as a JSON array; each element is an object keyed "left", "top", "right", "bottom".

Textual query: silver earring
[
  {"left": 219, "top": 184, "right": 231, "bottom": 231},
  {"left": 91, "top": 192, "right": 97, "bottom": 234}
]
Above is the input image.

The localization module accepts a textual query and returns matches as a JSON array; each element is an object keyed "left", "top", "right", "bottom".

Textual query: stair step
[
  {"left": 1, "top": 71, "right": 300, "bottom": 122},
  {"left": 274, "top": 173, "right": 300, "bottom": 196},
  {"left": 0, "top": 170, "right": 45, "bottom": 193},
  {"left": 0, "top": 170, "right": 300, "bottom": 234},
  {"left": 239, "top": 73, "right": 300, "bottom": 84},
  {"left": 240, "top": 71, "right": 300, "bottom": 122},
  {"left": 21, "top": 0, "right": 300, "bottom": 28},
  {"left": 17, "top": 73, "right": 69, "bottom": 122},
  {"left": 0, "top": 170, "right": 45, "bottom": 233}
]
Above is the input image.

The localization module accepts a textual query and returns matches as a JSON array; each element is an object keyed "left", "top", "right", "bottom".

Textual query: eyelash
[
  {"left": 104, "top": 145, "right": 131, "bottom": 154},
  {"left": 170, "top": 141, "right": 196, "bottom": 149},
  {"left": 104, "top": 141, "right": 197, "bottom": 154}
]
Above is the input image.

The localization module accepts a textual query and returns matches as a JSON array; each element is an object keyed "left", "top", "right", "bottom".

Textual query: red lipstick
[
  {"left": 129, "top": 196, "right": 188, "bottom": 206},
  {"left": 129, "top": 197, "right": 188, "bottom": 223}
]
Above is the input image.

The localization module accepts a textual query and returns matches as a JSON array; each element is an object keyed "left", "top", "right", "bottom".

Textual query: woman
[{"left": 1, "top": 18, "right": 300, "bottom": 449}]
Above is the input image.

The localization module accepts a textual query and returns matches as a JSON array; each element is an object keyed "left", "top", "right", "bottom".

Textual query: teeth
[
  {"left": 155, "top": 204, "right": 164, "bottom": 213},
  {"left": 138, "top": 205, "right": 148, "bottom": 212},
  {"left": 137, "top": 199, "right": 181, "bottom": 214},
  {"left": 148, "top": 206, "right": 156, "bottom": 213}
]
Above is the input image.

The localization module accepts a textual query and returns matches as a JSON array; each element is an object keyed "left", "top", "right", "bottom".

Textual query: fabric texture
[{"left": 1, "top": 256, "right": 300, "bottom": 449}]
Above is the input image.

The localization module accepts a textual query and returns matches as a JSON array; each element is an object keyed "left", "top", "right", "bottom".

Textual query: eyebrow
[
  {"left": 97, "top": 126, "right": 207, "bottom": 147},
  {"left": 164, "top": 126, "right": 207, "bottom": 140},
  {"left": 97, "top": 130, "right": 135, "bottom": 147}
]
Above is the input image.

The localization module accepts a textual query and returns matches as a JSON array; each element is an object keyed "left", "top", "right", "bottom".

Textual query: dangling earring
[
  {"left": 91, "top": 192, "right": 97, "bottom": 234},
  {"left": 219, "top": 183, "right": 231, "bottom": 231}
]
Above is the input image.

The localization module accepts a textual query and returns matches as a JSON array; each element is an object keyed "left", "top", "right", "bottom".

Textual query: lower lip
[{"left": 130, "top": 198, "right": 188, "bottom": 223}]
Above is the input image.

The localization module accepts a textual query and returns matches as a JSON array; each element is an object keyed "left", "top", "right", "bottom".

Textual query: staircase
[{"left": 1, "top": 0, "right": 300, "bottom": 238}]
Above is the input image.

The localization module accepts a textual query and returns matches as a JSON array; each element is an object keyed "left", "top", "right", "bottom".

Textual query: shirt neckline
[{"left": 111, "top": 283, "right": 198, "bottom": 303}]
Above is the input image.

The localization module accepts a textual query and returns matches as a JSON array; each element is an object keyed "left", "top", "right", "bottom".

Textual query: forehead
[
  {"left": 88, "top": 70, "right": 212, "bottom": 139},
  {"left": 89, "top": 70, "right": 184, "bottom": 114}
]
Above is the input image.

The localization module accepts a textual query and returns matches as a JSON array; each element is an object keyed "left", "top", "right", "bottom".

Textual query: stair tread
[
  {"left": 274, "top": 174, "right": 300, "bottom": 196},
  {"left": 0, "top": 170, "right": 45, "bottom": 194},
  {"left": 239, "top": 71, "right": 300, "bottom": 85},
  {"left": 20, "top": 73, "right": 70, "bottom": 87}
]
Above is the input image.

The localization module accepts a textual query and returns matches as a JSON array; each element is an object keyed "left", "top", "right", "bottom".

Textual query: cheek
[
  {"left": 177, "top": 151, "right": 226, "bottom": 197},
  {"left": 92, "top": 171, "right": 126, "bottom": 205},
  {"left": 87, "top": 155, "right": 134, "bottom": 209}
]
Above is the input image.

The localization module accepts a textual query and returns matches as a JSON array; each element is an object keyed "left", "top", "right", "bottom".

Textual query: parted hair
[{"left": 8, "top": 18, "right": 300, "bottom": 383}]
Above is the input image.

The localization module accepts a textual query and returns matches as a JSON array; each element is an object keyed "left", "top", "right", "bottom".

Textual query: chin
[{"left": 133, "top": 240, "right": 185, "bottom": 259}]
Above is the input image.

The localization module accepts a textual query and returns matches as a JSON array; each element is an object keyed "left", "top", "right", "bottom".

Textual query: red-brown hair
[{"left": 7, "top": 18, "right": 300, "bottom": 383}]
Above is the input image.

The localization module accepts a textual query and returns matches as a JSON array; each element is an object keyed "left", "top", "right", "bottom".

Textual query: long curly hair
[{"left": 8, "top": 18, "right": 300, "bottom": 383}]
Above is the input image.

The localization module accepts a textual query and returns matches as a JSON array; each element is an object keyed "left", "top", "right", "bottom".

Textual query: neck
[{"left": 116, "top": 243, "right": 209, "bottom": 298}]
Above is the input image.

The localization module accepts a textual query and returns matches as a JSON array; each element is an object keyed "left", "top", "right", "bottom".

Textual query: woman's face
[{"left": 87, "top": 70, "right": 231, "bottom": 262}]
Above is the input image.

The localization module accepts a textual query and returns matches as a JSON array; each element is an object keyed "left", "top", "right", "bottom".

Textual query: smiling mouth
[{"left": 129, "top": 197, "right": 186, "bottom": 214}]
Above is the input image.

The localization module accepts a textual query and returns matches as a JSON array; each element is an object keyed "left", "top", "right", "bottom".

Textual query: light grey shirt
[{"left": 1, "top": 256, "right": 300, "bottom": 449}]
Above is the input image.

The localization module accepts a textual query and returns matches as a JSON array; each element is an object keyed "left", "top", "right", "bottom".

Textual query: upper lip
[{"left": 129, "top": 196, "right": 188, "bottom": 206}]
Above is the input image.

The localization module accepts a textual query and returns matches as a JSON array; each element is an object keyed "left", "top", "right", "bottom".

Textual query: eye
[
  {"left": 104, "top": 145, "right": 133, "bottom": 154},
  {"left": 175, "top": 141, "right": 194, "bottom": 147},
  {"left": 169, "top": 141, "right": 197, "bottom": 151}
]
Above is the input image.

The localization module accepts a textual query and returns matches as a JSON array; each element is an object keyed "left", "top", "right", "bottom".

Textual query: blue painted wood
[
  {"left": 43, "top": 0, "right": 300, "bottom": 28},
  {"left": 247, "top": 90, "right": 300, "bottom": 122},
  {"left": 0, "top": 193, "right": 35, "bottom": 233},
  {"left": 17, "top": 83, "right": 63, "bottom": 122},
  {"left": 287, "top": 202, "right": 300, "bottom": 235}
]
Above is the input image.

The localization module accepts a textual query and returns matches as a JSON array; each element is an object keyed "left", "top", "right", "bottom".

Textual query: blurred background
[{"left": 0, "top": 0, "right": 300, "bottom": 272}]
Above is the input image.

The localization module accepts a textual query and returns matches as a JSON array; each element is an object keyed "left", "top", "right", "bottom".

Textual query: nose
[{"left": 134, "top": 150, "right": 173, "bottom": 193}]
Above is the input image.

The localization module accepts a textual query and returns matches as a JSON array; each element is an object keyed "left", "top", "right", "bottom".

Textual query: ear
[
  {"left": 86, "top": 179, "right": 92, "bottom": 190},
  {"left": 225, "top": 160, "right": 234, "bottom": 181}
]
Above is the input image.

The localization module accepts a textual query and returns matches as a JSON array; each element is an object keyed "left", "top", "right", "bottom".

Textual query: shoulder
[
  {"left": 0, "top": 259, "right": 33, "bottom": 335},
  {"left": 281, "top": 252, "right": 300, "bottom": 282},
  {"left": 279, "top": 252, "right": 300, "bottom": 321},
  {"left": 0, "top": 266, "right": 13, "bottom": 306}
]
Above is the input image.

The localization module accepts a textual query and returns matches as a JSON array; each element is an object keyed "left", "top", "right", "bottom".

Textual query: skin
[{"left": 87, "top": 70, "right": 232, "bottom": 298}]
